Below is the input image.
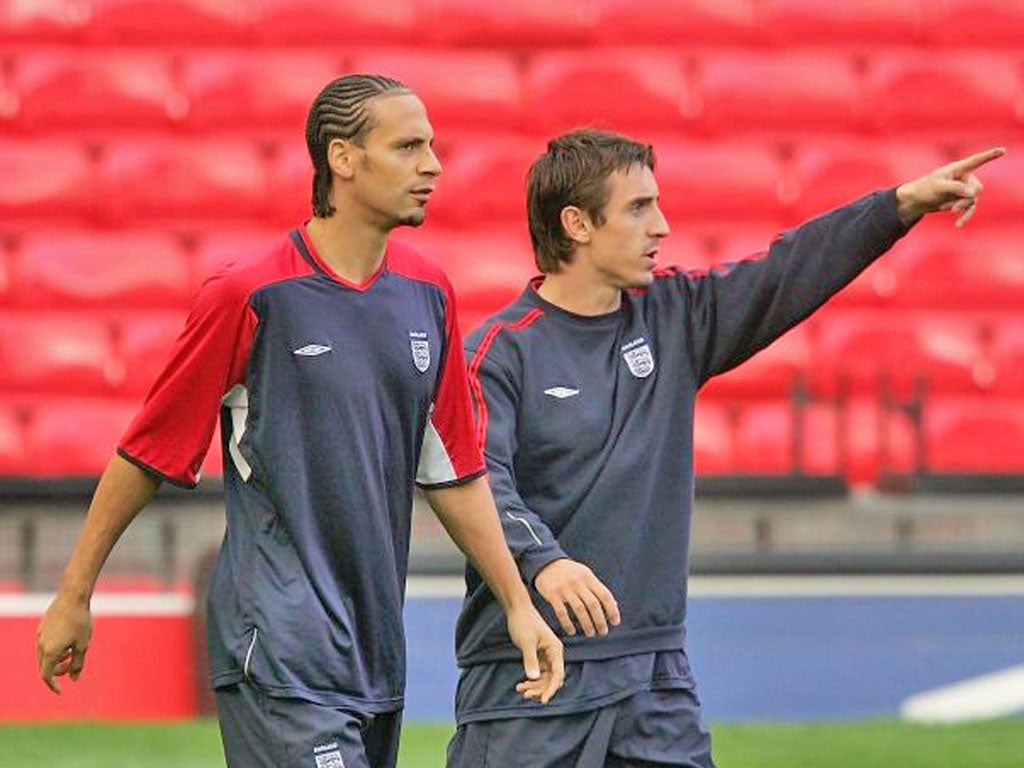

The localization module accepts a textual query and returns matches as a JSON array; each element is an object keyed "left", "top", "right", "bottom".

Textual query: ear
[
  {"left": 328, "top": 138, "right": 357, "bottom": 180},
  {"left": 560, "top": 206, "right": 592, "bottom": 245}
]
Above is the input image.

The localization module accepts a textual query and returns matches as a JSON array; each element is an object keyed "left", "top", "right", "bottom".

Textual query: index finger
[{"left": 949, "top": 147, "right": 1006, "bottom": 174}]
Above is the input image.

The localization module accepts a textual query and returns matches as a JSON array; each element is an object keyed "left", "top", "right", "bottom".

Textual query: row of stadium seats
[
  {"left": 2, "top": 48, "right": 1022, "bottom": 137},
  {"left": 3, "top": 138, "right": 1022, "bottom": 225},
  {"left": 2, "top": 223, "right": 1021, "bottom": 312},
  {"left": 2, "top": 0, "right": 1023, "bottom": 47},
  {"left": 1, "top": 310, "right": 1022, "bottom": 399},
  {"left": 2, "top": 393, "right": 1021, "bottom": 483}
]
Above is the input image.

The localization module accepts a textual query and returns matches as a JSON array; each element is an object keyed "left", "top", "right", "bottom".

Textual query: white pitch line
[
  {"left": 901, "top": 665, "right": 1024, "bottom": 723},
  {"left": 0, "top": 593, "right": 194, "bottom": 617}
]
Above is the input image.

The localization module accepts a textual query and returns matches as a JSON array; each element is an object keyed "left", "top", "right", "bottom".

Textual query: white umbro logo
[
  {"left": 544, "top": 387, "right": 580, "bottom": 399},
  {"left": 293, "top": 344, "right": 332, "bottom": 356}
]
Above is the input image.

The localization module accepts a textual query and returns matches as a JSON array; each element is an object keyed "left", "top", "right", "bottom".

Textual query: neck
[
  {"left": 536, "top": 270, "right": 622, "bottom": 316},
  {"left": 304, "top": 214, "right": 388, "bottom": 284}
]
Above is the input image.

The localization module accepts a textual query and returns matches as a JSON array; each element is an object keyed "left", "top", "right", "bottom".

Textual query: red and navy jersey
[{"left": 119, "top": 226, "right": 484, "bottom": 712}]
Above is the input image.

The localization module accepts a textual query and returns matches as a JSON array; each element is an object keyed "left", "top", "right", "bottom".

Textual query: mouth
[
  {"left": 410, "top": 188, "right": 434, "bottom": 202},
  {"left": 642, "top": 247, "right": 659, "bottom": 266}
]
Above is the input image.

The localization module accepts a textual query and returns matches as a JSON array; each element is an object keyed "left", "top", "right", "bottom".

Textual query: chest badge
[
  {"left": 622, "top": 337, "right": 655, "bottom": 379},
  {"left": 409, "top": 331, "right": 430, "bottom": 373}
]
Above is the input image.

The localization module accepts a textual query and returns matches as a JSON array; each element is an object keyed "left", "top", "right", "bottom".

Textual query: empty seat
[
  {"left": 97, "top": 139, "right": 268, "bottom": 222},
  {"left": 702, "top": 326, "right": 813, "bottom": 399},
  {"left": 266, "top": 141, "right": 315, "bottom": 225},
  {"left": 693, "top": 400, "right": 735, "bottom": 475},
  {"left": 791, "top": 140, "right": 946, "bottom": 220},
  {"left": 761, "top": 0, "right": 926, "bottom": 47},
  {"left": 0, "top": 140, "right": 95, "bottom": 219},
  {"left": 0, "top": 404, "right": 27, "bottom": 475},
  {"left": 808, "top": 310, "right": 991, "bottom": 398},
  {"left": 117, "top": 312, "right": 187, "bottom": 397},
  {"left": 12, "top": 230, "right": 191, "bottom": 309},
  {"left": 732, "top": 400, "right": 841, "bottom": 476},
  {"left": 888, "top": 227, "right": 1024, "bottom": 310},
  {"left": 866, "top": 53, "right": 1022, "bottom": 135},
  {"left": 348, "top": 50, "right": 524, "bottom": 133},
  {"left": 924, "top": 397, "right": 1024, "bottom": 473},
  {"left": 925, "top": 0, "right": 1024, "bottom": 48},
  {"left": 424, "top": 136, "right": 539, "bottom": 225},
  {"left": 23, "top": 397, "right": 137, "bottom": 476},
  {"left": 693, "top": 52, "right": 866, "bottom": 136},
  {"left": 10, "top": 50, "right": 184, "bottom": 131},
  {"left": 653, "top": 140, "right": 789, "bottom": 221},
  {"left": 595, "top": 0, "right": 756, "bottom": 45},
  {"left": 525, "top": 51, "right": 691, "bottom": 134},
  {"left": 989, "top": 319, "right": 1024, "bottom": 397},
  {"left": 191, "top": 227, "right": 283, "bottom": 292},
  {"left": 0, "top": 0, "right": 90, "bottom": 43},
  {"left": 420, "top": 0, "right": 596, "bottom": 46},
  {"left": 85, "top": 0, "right": 254, "bottom": 44},
  {"left": 255, "top": 0, "right": 416, "bottom": 44},
  {"left": 181, "top": 51, "right": 343, "bottom": 132},
  {"left": 0, "top": 314, "right": 123, "bottom": 394},
  {"left": 842, "top": 397, "right": 917, "bottom": 487}
]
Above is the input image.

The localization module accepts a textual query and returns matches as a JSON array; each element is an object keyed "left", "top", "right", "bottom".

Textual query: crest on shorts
[
  {"left": 409, "top": 331, "right": 430, "bottom": 373},
  {"left": 622, "top": 337, "right": 655, "bottom": 379},
  {"left": 313, "top": 743, "right": 344, "bottom": 768}
]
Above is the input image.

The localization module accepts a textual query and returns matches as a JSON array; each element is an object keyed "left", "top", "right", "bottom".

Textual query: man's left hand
[{"left": 896, "top": 147, "right": 1005, "bottom": 227}]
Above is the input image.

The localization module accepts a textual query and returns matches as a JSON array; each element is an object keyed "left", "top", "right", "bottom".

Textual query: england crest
[
  {"left": 409, "top": 331, "right": 430, "bottom": 373},
  {"left": 622, "top": 338, "right": 655, "bottom": 379}
]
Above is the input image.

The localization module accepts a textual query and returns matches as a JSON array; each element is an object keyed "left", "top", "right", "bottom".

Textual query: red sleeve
[
  {"left": 415, "top": 274, "right": 486, "bottom": 488},
  {"left": 118, "top": 271, "right": 257, "bottom": 487}
]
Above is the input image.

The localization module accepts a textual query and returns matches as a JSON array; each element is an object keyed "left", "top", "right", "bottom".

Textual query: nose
[
  {"left": 651, "top": 203, "right": 670, "bottom": 238},
  {"left": 421, "top": 145, "right": 442, "bottom": 177}
]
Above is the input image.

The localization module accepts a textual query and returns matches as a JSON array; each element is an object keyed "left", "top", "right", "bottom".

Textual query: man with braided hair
[
  {"left": 36, "top": 74, "right": 563, "bottom": 768},
  {"left": 448, "top": 130, "right": 1003, "bottom": 767}
]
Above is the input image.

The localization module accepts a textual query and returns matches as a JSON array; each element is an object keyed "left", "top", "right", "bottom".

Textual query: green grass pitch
[{"left": 0, "top": 719, "right": 1021, "bottom": 767}]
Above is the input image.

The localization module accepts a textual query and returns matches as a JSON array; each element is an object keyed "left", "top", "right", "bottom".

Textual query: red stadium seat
[
  {"left": 11, "top": 230, "right": 191, "bottom": 309},
  {"left": 594, "top": 0, "right": 756, "bottom": 45},
  {"left": 732, "top": 400, "right": 841, "bottom": 476},
  {"left": 85, "top": 0, "right": 254, "bottom": 44},
  {"left": 255, "top": 0, "right": 416, "bottom": 45},
  {"left": 97, "top": 139, "right": 268, "bottom": 222},
  {"left": 9, "top": 50, "right": 184, "bottom": 131},
  {"left": 23, "top": 397, "right": 137, "bottom": 476},
  {"left": 989, "top": 319, "right": 1024, "bottom": 397},
  {"left": 0, "top": 0, "right": 90, "bottom": 43},
  {"left": 420, "top": 0, "right": 596, "bottom": 46},
  {"left": 424, "top": 135, "right": 539, "bottom": 225},
  {"left": 191, "top": 227, "right": 283, "bottom": 292},
  {"left": 866, "top": 53, "right": 1023, "bottom": 137},
  {"left": 925, "top": 0, "right": 1024, "bottom": 48},
  {"left": 760, "top": 0, "right": 926, "bottom": 47},
  {"left": 653, "top": 140, "right": 790, "bottom": 222},
  {"left": 693, "top": 52, "right": 866, "bottom": 136},
  {"left": 117, "top": 312, "right": 187, "bottom": 398},
  {"left": 0, "top": 140, "right": 95, "bottom": 219},
  {"left": 266, "top": 140, "right": 314, "bottom": 226},
  {"left": 524, "top": 51, "right": 692, "bottom": 134},
  {"left": 924, "top": 397, "right": 1024, "bottom": 473},
  {"left": 693, "top": 400, "right": 735, "bottom": 475},
  {"left": 181, "top": 51, "right": 343, "bottom": 132},
  {"left": 887, "top": 227, "right": 1024, "bottom": 310},
  {"left": 790, "top": 140, "right": 946, "bottom": 220},
  {"left": 0, "top": 404, "right": 27, "bottom": 475},
  {"left": 843, "top": 397, "right": 917, "bottom": 487},
  {"left": 0, "top": 314, "right": 123, "bottom": 395},
  {"left": 348, "top": 50, "right": 524, "bottom": 133},
  {"left": 702, "top": 326, "right": 813, "bottom": 399},
  {"left": 808, "top": 310, "right": 991, "bottom": 399}
]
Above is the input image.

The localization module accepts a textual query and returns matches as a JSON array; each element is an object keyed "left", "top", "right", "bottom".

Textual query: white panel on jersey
[
  {"left": 222, "top": 384, "right": 252, "bottom": 481},
  {"left": 416, "top": 407, "right": 457, "bottom": 485}
]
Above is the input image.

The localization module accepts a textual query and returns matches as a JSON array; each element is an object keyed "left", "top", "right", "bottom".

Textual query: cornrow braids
[{"left": 305, "top": 74, "right": 412, "bottom": 218}]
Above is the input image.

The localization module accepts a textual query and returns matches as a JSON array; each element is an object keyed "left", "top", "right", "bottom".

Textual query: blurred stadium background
[{"left": 0, "top": 0, "right": 1022, "bottom": 758}]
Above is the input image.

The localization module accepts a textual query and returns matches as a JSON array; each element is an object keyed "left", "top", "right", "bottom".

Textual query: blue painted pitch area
[{"left": 403, "top": 590, "right": 1024, "bottom": 722}]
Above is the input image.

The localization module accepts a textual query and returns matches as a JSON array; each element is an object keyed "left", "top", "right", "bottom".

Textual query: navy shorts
[
  {"left": 447, "top": 687, "right": 715, "bottom": 768},
  {"left": 215, "top": 682, "right": 402, "bottom": 768}
]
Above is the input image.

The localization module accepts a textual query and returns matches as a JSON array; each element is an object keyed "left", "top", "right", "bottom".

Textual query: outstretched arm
[
  {"left": 424, "top": 478, "right": 565, "bottom": 703},
  {"left": 37, "top": 455, "right": 159, "bottom": 693}
]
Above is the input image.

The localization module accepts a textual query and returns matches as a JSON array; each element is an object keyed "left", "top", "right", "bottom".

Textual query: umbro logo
[
  {"left": 293, "top": 344, "right": 332, "bottom": 356},
  {"left": 544, "top": 387, "right": 579, "bottom": 399}
]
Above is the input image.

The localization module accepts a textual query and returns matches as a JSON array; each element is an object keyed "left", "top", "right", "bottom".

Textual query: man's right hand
[
  {"left": 534, "top": 558, "right": 621, "bottom": 637},
  {"left": 37, "top": 594, "right": 93, "bottom": 694}
]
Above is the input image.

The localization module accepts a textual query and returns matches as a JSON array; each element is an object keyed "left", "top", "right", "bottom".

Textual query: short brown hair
[{"left": 527, "top": 130, "right": 655, "bottom": 273}]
